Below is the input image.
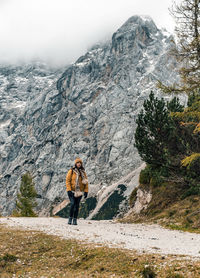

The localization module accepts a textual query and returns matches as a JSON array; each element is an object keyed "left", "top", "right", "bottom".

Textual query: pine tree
[
  {"left": 158, "top": 0, "right": 200, "bottom": 94},
  {"left": 15, "top": 172, "right": 38, "bottom": 217},
  {"left": 167, "top": 96, "right": 184, "bottom": 112},
  {"left": 134, "top": 92, "right": 177, "bottom": 167}
]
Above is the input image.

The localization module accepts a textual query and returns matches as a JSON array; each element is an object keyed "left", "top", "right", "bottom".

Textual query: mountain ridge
[{"left": 0, "top": 15, "right": 179, "bottom": 217}]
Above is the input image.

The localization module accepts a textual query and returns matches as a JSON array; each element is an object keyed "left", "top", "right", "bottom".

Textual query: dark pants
[{"left": 68, "top": 193, "right": 82, "bottom": 219}]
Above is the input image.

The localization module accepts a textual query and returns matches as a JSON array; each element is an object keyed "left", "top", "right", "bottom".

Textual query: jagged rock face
[
  {"left": 0, "top": 62, "right": 65, "bottom": 144},
  {"left": 0, "top": 16, "right": 179, "bottom": 216},
  {"left": 0, "top": 62, "right": 66, "bottom": 214}
]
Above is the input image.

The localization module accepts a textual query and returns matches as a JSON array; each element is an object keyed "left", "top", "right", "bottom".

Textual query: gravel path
[{"left": 1, "top": 217, "right": 200, "bottom": 258}]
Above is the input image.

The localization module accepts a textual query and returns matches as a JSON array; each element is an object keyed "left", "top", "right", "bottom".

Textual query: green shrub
[
  {"left": 0, "top": 253, "right": 17, "bottom": 262},
  {"left": 187, "top": 93, "right": 200, "bottom": 111},
  {"left": 11, "top": 209, "right": 21, "bottom": 217},
  {"left": 139, "top": 166, "right": 165, "bottom": 187},
  {"left": 187, "top": 101, "right": 200, "bottom": 112},
  {"left": 159, "top": 166, "right": 169, "bottom": 177},
  {"left": 141, "top": 266, "right": 156, "bottom": 278},
  {"left": 167, "top": 97, "right": 184, "bottom": 112},
  {"left": 168, "top": 209, "right": 177, "bottom": 217},
  {"left": 139, "top": 167, "right": 151, "bottom": 184},
  {"left": 181, "top": 184, "right": 200, "bottom": 199},
  {"left": 149, "top": 175, "right": 163, "bottom": 187}
]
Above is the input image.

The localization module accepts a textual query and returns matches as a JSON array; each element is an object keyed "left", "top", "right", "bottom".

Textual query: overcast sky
[{"left": 0, "top": 0, "right": 177, "bottom": 66}]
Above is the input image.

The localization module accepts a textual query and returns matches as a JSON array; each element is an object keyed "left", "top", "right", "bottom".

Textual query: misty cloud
[{"left": 0, "top": 0, "right": 175, "bottom": 66}]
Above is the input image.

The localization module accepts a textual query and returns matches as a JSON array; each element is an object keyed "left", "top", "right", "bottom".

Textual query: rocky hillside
[{"left": 0, "top": 15, "right": 179, "bottom": 217}]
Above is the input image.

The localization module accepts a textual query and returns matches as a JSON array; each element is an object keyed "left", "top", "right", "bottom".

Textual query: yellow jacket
[{"left": 66, "top": 168, "right": 88, "bottom": 192}]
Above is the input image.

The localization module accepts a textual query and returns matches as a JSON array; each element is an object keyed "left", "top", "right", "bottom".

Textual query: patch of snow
[
  {"left": 161, "top": 28, "right": 172, "bottom": 37},
  {"left": 0, "top": 120, "right": 11, "bottom": 129},
  {"left": 8, "top": 102, "right": 26, "bottom": 109},
  {"left": 76, "top": 61, "right": 90, "bottom": 67},
  {"left": 139, "top": 15, "right": 153, "bottom": 22}
]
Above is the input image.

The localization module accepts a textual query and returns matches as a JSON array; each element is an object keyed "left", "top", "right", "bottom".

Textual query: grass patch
[{"left": 1, "top": 223, "right": 200, "bottom": 277}]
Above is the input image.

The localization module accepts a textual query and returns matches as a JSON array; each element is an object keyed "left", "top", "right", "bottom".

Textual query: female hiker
[{"left": 66, "top": 158, "right": 89, "bottom": 225}]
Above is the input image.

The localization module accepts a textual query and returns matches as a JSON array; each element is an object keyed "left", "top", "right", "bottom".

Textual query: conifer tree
[
  {"left": 15, "top": 172, "right": 37, "bottom": 217},
  {"left": 158, "top": 0, "right": 200, "bottom": 94},
  {"left": 134, "top": 92, "right": 181, "bottom": 167},
  {"left": 167, "top": 96, "right": 184, "bottom": 112}
]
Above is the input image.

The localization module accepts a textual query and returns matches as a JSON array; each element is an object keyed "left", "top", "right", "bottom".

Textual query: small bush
[
  {"left": 0, "top": 253, "right": 17, "bottom": 262},
  {"left": 139, "top": 167, "right": 151, "bottom": 184},
  {"left": 185, "top": 216, "right": 193, "bottom": 224},
  {"left": 184, "top": 209, "right": 191, "bottom": 215},
  {"left": 11, "top": 209, "right": 21, "bottom": 217},
  {"left": 187, "top": 98, "right": 200, "bottom": 112},
  {"left": 159, "top": 166, "right": 169, "bottom": 177},
  {"left": 181, "top": 184, "right": 200, "bottom": 198},
  {"left": 139, "top": 166, "right": 166, "bottom": 187},
  {"left": 149, "top": 175, "right": 163, "bottom": 187},
  {"left": 168, "top": 210, "right": 177, "bottom": 217},
  {"left": 149, "top": 168, "right": 164, "bottom": 187},
  {"left": 141, "top": 265, "right": 156, "bottom": 278},
  {"left": 187, "top": 92, "right": 200, "bottom": 108}
]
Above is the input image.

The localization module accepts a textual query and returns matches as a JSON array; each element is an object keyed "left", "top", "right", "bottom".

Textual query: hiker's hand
[
  {"left": 67, "top": 191, "right": 73, "bottom": 198},
  {"left": 84, "top": 192, "right": 88, "bottom": 199}
]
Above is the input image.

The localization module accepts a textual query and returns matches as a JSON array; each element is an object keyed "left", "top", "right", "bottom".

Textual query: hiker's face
[{"left": 76, "top": 162, "right": 81, "bottom": 168}]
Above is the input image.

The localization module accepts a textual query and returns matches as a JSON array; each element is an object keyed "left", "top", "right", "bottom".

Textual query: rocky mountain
[
  {"left": 0, "top": 15, "right": 179, "bottom": 217},
  {"left": 0, "top": 62, "right": 65, "bottom": 142}
]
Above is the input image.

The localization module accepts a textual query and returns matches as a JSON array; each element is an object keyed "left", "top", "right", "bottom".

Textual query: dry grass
[
  {"left": 0, "top": 224, "right": 200, "bottom": 277},
  {"left": 121, "top": 182, "right": 200, "bottom": 234}
]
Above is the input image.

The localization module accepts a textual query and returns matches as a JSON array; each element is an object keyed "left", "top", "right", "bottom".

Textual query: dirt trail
[{"left": 1, "top": 217, "right": 200, "bottom": 258}]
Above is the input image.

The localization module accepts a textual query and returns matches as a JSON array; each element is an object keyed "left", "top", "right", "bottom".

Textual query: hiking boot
[
  {"left": 72, "top": 218, "right": 77, "bottom": 225},
  {"left": 68, "top": 217, "right": 73, "bottom": 225}
]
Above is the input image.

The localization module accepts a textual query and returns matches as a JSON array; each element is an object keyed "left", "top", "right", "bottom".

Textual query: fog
[{"left": 0, "top": 0, "right": 176, "bottom": 66}]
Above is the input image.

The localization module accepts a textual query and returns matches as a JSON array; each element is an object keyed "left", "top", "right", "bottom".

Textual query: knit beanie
[{"left": 75, "top": 157, "right": 83, "bottom": 165}]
